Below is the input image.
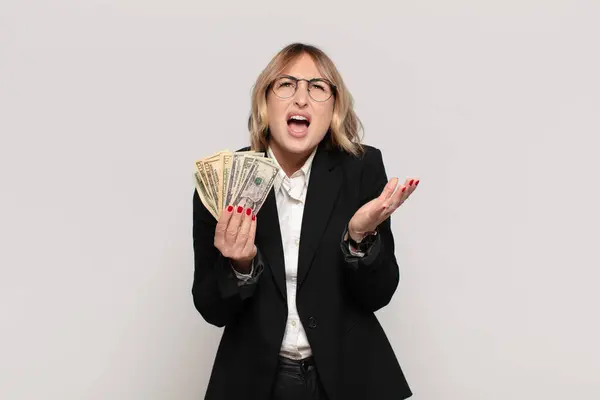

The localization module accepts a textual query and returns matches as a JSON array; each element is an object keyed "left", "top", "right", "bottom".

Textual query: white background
[{"left": 1, "top": 1, "right": 599, "bottom": 399}]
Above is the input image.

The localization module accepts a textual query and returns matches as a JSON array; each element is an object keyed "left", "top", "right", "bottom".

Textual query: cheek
[
  {"left": 315, "top": 105, "right": 334, "bottom": 129},
  {"left": 266, "top": 99, "right": 287, "bottom": 126}
]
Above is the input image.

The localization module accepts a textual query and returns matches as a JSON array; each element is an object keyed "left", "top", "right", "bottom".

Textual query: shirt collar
[{"left": 267, "top": 145, "right": 317, "bottom": 194}]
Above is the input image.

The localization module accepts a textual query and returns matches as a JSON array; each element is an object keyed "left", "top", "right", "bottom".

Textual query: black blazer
[{"left": 192, "top": 141, "right": 413, "bottom": 400}]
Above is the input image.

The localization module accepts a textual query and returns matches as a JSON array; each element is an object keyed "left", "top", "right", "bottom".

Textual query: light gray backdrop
[{"left": 1, "top": 0, "right": 599, "bottom": 399}]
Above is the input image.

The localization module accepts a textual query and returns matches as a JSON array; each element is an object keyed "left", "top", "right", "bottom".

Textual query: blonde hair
[{"left": 247, "top": 43, "right": 365, "bottom": 156}]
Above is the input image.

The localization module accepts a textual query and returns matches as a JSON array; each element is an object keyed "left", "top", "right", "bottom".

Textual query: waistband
[{"left": 278, "top": 356, "right": 315, "bottom": 373}]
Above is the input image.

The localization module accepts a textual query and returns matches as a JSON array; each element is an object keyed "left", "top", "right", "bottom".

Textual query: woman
[{"left": 192, "top": 43, "right": 419, "bottom": 400}]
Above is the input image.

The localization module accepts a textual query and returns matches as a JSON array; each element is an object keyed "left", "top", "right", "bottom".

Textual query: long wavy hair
[{"left": 247, "top": 43, "right": 365, "bottom": 156}]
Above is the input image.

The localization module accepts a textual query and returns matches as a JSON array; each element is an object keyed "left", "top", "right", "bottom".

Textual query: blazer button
[{"left": 308, "top": 317, "right": 317, "bottom": 329}]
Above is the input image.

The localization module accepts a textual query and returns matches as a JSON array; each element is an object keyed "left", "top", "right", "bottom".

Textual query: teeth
[{"left": 290, "top": 115, "right": 308, "bottom": 121}]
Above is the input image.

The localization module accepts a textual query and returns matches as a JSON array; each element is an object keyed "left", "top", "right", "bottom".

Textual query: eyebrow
[{"left": 279, "top": 74, "right": 326, "bottom": 80}]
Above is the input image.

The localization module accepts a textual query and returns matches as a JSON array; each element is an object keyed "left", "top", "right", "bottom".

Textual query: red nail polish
[
  {"left": 409, "top": 179, "right": 414, "bottom": 185},
  {"left": 415, "top": 180, "right": 420, "bottom": 186},
  {"left": 252, "top": 214, "right": 256, "bottom": 221},
  {"left": 227, "top": 205, "right": 233, "bottom": 212},
  {"left": 402, "top": 187, "right": 407, "bottom": 192},
  {"left": 245, "top": 208, "right": 252, "bottom": 216},
  {"left": 237, "top": 206, "right": 243, "bottom": 213}
]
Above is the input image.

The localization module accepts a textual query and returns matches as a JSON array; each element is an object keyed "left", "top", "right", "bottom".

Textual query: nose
[{"left": 293, "top": 80, "right": 309, "bottom": 107}]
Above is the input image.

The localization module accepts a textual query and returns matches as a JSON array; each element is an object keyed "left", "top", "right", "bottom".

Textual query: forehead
[{"left": 280, "top": 53, "right": 323, "bottom": 80}]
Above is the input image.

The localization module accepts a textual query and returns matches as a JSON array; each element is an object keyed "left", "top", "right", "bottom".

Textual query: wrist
[
  {"left": 347, "top": 219, "right": 376, "bottom": 243},
  {"left": 231, "top": 259, "right": 252, "bottom": 274},
  {"left": 347, "top": 227, "right": 376, "bottom": 243},
  {"left": 345, "top": 224, "right": 378, "bottom": 254},
  {"left": 348, "top": 230, "right": 363, "bottom": 243}
]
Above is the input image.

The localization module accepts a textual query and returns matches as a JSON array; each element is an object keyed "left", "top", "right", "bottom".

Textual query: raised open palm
[{"left": 348, "top": 177, "right": 420, "bottom": 240}]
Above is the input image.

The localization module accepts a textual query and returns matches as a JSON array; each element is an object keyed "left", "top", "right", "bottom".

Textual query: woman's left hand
[{"left": 347, "top": 177, "right": 419, "bottom": 241}]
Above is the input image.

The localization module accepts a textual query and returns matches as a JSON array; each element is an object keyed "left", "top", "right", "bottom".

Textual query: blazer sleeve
[
  {"left": 340, "top": 147, "right": 400, "bottom": 313},
  {"left": 191, "top": 190, "right": 264, "bottom": 327}
]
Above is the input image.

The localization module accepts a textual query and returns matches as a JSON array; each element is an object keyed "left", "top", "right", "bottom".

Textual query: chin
[
  {"left": 271, "top": 122, "right": 327, "bottom": 157},
  {"left": 280, "top": 137, "right": 313, "bottom": 155}
]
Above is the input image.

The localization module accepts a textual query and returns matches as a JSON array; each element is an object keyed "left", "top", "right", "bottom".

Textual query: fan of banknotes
[{"left": 194, "top": 150, "right": 281, "bottom": 220}]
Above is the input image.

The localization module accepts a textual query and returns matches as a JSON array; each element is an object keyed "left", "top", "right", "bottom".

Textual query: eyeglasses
[{"left": 270, "top": 75, "right": 336, "bottom": 102}]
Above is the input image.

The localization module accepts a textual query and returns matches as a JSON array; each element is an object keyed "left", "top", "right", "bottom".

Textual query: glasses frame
[{"left": 270, "top": 74, "right": 337, "bottom": 102}]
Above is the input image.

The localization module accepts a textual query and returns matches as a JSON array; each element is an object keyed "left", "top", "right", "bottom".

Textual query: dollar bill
[
  {"left": 203, "top": 154, "right": 224, "bottom": 215},
  {"left": 223, "top": 151, "right": 256, "bottom": 208},
  {"left": 224, "top": 153, "right": 240, "bottom": 208},
  {"left": 194, "top": 149, "right": 279, "bottom": 220},
  {"left": 194, "top": 171, "right": 218, "bottom": 219},
  {"left": 234, "top": 155, "right": 257, "bottom": 200},
  {"left": 195, "top": 160, "right": 216, "bottom": 212},
  {"left": 230, "top": 157, "right": 279, "bottom": 214},
  {"left": 220, "top": 152, "right": 233, "bottom": 212}
]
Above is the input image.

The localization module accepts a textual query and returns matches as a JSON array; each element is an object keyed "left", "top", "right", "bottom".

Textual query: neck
[{"left": 270, "top": 145, "right": 314, "bottom": 177}]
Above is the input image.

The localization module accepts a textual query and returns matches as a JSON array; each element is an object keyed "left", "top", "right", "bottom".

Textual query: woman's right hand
[{"left": 214, "top": 205, "right": 257, "bottom": 274}]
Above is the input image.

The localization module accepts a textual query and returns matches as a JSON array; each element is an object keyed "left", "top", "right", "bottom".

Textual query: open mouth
[{"left": 287, "top": 115, "right": 311, "bottom": 134}]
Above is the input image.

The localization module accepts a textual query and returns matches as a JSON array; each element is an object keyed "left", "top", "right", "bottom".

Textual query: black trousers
[{"left": 271, "top": 356, "right": 328, "bottom": 400}]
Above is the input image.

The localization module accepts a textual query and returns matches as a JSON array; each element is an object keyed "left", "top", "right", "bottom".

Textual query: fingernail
[
  {"left": 227, "top": 205, "right": 233, "bottom": 212},
  {"left": 409, "top": 179, "right": 414, "bottom": 185},
  {"left": 237, "top": 206, "right": 243, "bottom": 213},
  {"left": 252, "top": 214, "right": 256, "bottom": 221},
  {"left": 245, "top": 208, "right": 252, "bottom": 216},
  {"left": 402, "top": 186, "right": 407, "bottom": 192},
  {"left": 415, "top": 180, "right": 420, "bottom": 186}
]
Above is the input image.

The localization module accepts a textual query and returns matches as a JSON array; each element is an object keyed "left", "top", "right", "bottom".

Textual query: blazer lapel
[
  {"left": 297, "top": 144, "right": 344, "bottom": 289},
  {"left": 256, "top": 185, "right": 287, "bottom": 301}
]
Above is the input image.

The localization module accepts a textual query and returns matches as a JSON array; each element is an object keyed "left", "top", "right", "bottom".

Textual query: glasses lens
[
  {"left": 272, "top": 77, "right": 296, "bottom": 98},
  {"left": 308, "top": 80, "right": 333, "bottom": 102}
]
